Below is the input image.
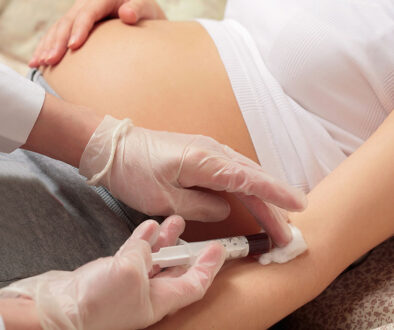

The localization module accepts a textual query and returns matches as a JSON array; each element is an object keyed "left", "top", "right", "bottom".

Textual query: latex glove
[
  {"left": 79, "top": 116, "right": 307, "bottom": 246},
  {"left": 0, "top": 216, "right": 225, "bottom": 330},
  {"left": 29, "top": 0, "right": 166, "bottom": 67}
]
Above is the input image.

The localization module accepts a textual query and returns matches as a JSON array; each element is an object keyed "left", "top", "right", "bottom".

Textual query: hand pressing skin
[
  {"left": 80, "top": 116, "right": 308, "bottom": 247},
  {"left": 29, "top": 0, "right": 166, "bottom": 67}
]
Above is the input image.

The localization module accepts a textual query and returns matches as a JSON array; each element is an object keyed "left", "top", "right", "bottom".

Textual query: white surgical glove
[
  {"left": 0, "top": 216, "right": 225, "bottom": 330},
  {"left": 79, "top": 116, "right": 307, "bottom": 246}
]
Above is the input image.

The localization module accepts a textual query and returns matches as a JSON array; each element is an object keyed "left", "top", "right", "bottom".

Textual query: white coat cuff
[
  {"left": 0, "top": 63, "right": 45, "bottom": 153},
  {"left": 0, "top": 315, "right": 5, "bottom": 330}
]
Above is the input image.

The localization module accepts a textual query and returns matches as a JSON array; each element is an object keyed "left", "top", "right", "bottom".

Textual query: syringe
[{"left": 152, "top": 233, "right": 272, "bottom": 268}]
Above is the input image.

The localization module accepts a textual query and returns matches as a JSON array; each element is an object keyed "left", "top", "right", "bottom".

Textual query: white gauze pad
[{"left": 258, "top": 224, "right": 307, "bottom": 265}]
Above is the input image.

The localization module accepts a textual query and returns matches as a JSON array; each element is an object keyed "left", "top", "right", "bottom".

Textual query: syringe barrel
[
  {"left": 152, "top": 233, "right": 272, "bottom": 268},
  {"left": 214, "top": 233, "right": 271, "bottom": 260},
  {"left": 215, "top": 236, "right": 249, "bottom": 260}
]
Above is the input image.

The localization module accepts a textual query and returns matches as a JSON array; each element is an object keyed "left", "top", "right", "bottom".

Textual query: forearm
[
  {"left": 0, "top": 299, "right": 41, "bottom": 330},
  {"left": 150, "top": 113, "right": 394, "bottom": 329},
  {"left": 22, "top": 93, "right": 102, "bottom": 167}
]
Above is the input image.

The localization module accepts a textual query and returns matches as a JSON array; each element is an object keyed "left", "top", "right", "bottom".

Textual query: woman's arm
[{"left": 148, "top": 112, "right": 394, "bottom": 329}]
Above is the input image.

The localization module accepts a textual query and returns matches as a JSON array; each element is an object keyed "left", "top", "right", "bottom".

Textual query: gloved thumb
[
  {"left": 116, "top": 220, "right": 160, "bottom": 268},
  {"left": 151, "top": 242, "right": 226, "bottom": 318},
  {"left": 174, "top": 189, "right": 231, "bottom": 222}
]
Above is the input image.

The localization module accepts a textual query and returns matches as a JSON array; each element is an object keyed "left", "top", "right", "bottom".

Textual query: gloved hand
[
  {"left": 0, "top": 216, "right": 225, "bottom": 330},
  {"left": 79, "top": 116, "right": 307, "bottom": 246},
  {"left": 29, "top": 0, "right": 166, "bottom": 67}
]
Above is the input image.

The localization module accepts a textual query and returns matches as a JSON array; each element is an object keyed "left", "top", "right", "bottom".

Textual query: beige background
[{"left": 0, "top": 0, "right": 226, "bottom": 74}]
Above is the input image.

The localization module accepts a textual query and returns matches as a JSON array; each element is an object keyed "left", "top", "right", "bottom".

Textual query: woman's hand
[
  {"left": 79, "top": 116, "right": 307, "bottom": 247},
  {"left": 29, "top": 0, "right": 166, "bottom": 68},
  {"left": 0, "top": 216, "right": 226, "bottom": 330}
]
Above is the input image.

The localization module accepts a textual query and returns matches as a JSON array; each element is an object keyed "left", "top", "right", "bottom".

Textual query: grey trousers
[{"left": 0, "top": 70, "right": 156, "bottom": 288}]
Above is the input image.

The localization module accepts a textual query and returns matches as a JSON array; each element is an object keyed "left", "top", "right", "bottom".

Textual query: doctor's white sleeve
[
  {"left": 0, "top": 315, "right": 4, "bottom": 330},
  {"left": 0, "top": 63, "right": 45, "bottom": 153}
]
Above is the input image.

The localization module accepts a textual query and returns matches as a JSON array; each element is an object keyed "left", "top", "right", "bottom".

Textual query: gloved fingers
[
  {"left": 174, "top": 189, "right": 230, "bottom": 222},
  {"left": 116, "top": 220, "right": 161, "bottom": 273},
  {"left": 236, "top": 193, "right": 292, "bottom": 247},
  {"left": 242, "top": 169, "right": 306, "bottom": 211},
  {"left": 118, "top": 0, "right": 166, "bottom": 24},
  {"left": 131, "top": 219, "right": 161, "bottom": 246},
  {"left": 222, "top": 144, "right": 264, "bottom": 171},
  {"left": 152, "top": 264, "right": 188, "bottom": 279},
  {"left": 150, "top": 215, "right": 186, "bottom": 276},
  {"left": 150, "top": 242, "right": 225, "bottom": 317},
  {"left": 181, "top": 155, "right": 306, "bottom": 212},
  {"left": 116, "top": 237, "right": 153, "bottom": 274},
  {"left": 151, "top": 215, "right": 185, "bottom": 252}
]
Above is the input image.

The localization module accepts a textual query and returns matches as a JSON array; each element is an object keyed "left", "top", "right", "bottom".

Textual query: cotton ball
[{"left": 258, "top": 224, "right": 307, "bottom": 265}]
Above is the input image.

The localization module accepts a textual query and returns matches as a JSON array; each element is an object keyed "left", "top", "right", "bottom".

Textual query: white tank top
[{"left": 225, "top": 0, "right": 394, "bottom": 161}]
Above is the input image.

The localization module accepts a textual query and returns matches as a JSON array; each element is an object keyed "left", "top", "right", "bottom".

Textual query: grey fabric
[{"left": 0, "top": 149, "right": 130, "bottom": 287}]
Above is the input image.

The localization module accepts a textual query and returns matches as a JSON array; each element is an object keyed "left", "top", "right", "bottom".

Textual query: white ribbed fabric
[
  {"left": 0, "top": 315, "right": 5, "bottom": 330},
  {"left": 198, "top": 0, "right": 393, "bottom": 192},
  {"left": 198, "top": 19, "right": 347, "bottom": 192},
  {"left": 225, "top": 0, "right": 394, "bottom": 154}
]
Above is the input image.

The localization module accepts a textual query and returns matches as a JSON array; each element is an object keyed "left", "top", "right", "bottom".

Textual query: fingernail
[
  {"left": 133, "top": 220, "right": 160, "bottom": 245},
  {"left": 39, "top": 55, "right": 46, "bottom": 66},
  {"left": 269, "top": 206, "right": 293, "bottom": 247},
  {"left": 220, "top": 201, "right": 231, "bottom": 220},
  {"left": 68, "top": 35, "right": 77, "bottom": 47},
  {"left": 300, "top": 194, "right": 308, "bottom": 209},
  {"left": 46, "top": 49, "right": 56, "bottom": 61},
  {"left": 291, "top": 187, "right": 308, "bottom": 210},
  {"left": 124, "top": 4, "right": 135, "bottom": 13},
  {"left": 42, "top": 50, "right": 50, "bottom": 62},
  {"left": 168, "top": 215, "right": 185, "bottom": 233},
  {"left": 120, "top": 5, "right": 138, "bottom": 23},
  {"left": 278, "top": 220, "right": 293, "bottom": 247},
  {"left": 275, "top": 217, "right": 293, "bottom": 247},
  {"left": 28, "top": 58, "right": 37, "bottom": 67}
]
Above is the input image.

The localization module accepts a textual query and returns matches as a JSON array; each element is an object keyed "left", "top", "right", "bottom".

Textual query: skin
[
  {"left": 29, "top": 18, "right": 393, "bottom": 329},
  {"left": 23, "top": 93, "right": 102, "bottom": 167}
]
